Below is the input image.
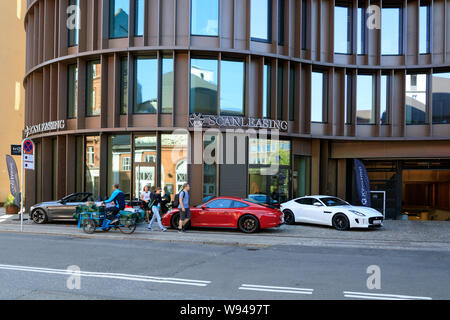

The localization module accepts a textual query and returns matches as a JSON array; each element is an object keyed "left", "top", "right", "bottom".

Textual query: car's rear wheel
[
  {"left": 238, "top": 215, "right": 260, "bottom": 233},
  {"left": 283, "top": 210, "right": 295, "bottom": 225},
  {"left": 332, "top": 213, "right": 350, "bottom": 231},
  {"left": 31, "top": 209, "right": 48, "bottom": 224}
]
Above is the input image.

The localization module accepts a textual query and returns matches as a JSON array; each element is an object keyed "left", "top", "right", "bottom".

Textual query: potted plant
[{"left": 4, "top": 194, "right": 19, "bottom": 215}]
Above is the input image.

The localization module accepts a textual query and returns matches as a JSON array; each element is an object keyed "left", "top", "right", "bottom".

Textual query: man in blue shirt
[
  {"left": 103, "top": 184, "right": 125, "bottom": 225},
  {"left": 178, "top": 183, "right": 191, "bottom": 233}
]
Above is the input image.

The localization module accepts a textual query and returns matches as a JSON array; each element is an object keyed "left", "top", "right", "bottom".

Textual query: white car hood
[{"left": 343, "top": 205, "right": 383, "bottom": 217}]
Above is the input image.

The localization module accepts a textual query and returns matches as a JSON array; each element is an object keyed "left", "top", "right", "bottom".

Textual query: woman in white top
[{"left": 141, "top": 185, "right": 152, "bottom": 222}]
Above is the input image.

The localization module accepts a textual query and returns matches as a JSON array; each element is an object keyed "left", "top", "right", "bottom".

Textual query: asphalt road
[{"left": 0, "top": 232, "right": 448, "bottom": 300}]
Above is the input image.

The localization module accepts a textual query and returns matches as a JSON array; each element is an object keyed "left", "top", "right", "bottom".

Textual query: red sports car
[{"left": 161, "top": 196, "right": 284, "bottom": 233}]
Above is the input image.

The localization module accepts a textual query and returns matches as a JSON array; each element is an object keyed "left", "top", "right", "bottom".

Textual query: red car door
[{"left": 200, "top": 199, "right": 236, "bottom": 227}]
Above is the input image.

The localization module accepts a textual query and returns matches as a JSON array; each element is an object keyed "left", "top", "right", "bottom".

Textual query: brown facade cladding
[{"left": 24, "top": 0, "right": 450, "bottom": 218}]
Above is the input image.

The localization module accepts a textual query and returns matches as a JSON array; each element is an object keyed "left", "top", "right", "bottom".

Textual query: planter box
[{"left": 5, "top": 206, "right": 19, "bottom": 215}]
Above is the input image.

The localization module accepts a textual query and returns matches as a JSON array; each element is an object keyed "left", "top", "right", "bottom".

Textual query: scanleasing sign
[
  {"left": 24, "top": 120, "right": 65, "bottom": 138},
  {"left": 189, "top": 114, "right": 288, "bottom": 131}
]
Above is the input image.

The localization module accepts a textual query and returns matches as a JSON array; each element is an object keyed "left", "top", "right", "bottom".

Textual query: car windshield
[
  {"left": 320, "top": 197, "right": 349, "bottom": 207},
  {"left": 244, "top": 199, "right": 277, "bottom": 209}
]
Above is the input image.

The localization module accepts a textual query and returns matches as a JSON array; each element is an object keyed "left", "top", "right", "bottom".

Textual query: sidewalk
[{"left": 0, "top": 210, "right": 449, "bottom": 251}]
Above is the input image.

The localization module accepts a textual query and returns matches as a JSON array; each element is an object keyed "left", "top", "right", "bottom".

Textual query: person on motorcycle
[{"left": 103, "top": 184, "right": 125, "bottom": 225}]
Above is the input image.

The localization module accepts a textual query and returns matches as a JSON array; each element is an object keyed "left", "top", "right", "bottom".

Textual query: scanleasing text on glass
[{"left": 189, "top": 114, "right": 288, "bottom": 131}]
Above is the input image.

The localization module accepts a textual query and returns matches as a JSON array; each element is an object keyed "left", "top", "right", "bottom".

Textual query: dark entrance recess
[{"left": 347, "top": 159, "right": 450, "bottom": 221}]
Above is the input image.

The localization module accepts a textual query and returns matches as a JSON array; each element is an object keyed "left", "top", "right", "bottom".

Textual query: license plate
[{"left": 373, "top": 220, "right": 382, "bottom": 225}]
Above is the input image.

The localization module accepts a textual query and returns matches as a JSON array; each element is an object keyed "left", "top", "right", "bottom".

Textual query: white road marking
[
  {"left": 0, "top": 264, "right": 211, "bottom": 287},
  {"left": 239, "top": 284, "right": 314, "bottom": 295},
  {"left": 343, "top": 291, "right": 432, "bottom": 300}
]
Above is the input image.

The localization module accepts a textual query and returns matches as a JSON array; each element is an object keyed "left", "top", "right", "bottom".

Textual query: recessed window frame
[
  {"left": 334, "top": 0, "right": 353, "bottom": 55},
  {"left": 311, "top": 70, "right": 328, "bottom": 123},
  {"left": 381, "top": 2, "right": 404, "bottom": 56},
  {"left": 419, "top": 0, "right": 431, "bottom": 55},
  {"left": 190, "top": 0, "right": 220, "bottom": 37},
  {"left": 405, "top": 72, "right": 429, "bottom": 125},
  {"left": 250, "top": 0, "right": 273, "bottom": 43}
]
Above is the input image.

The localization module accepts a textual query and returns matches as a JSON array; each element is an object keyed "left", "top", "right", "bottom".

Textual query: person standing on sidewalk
[
  {"left": 178, "top": 184, "right": 191, "bottom": 233},
  {"left": 141, "top": 185, "right": 152, "bottom": 223},
  {"left": 147, "top": 187, "right": 167, "bottom": 232}
]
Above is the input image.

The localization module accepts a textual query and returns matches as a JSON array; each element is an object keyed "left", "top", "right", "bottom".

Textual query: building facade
[
  {"left": 24, "top": 0, "right": 450, "bottom": 220},
  {"left": 0, "top": 0, "right": 26, "bottom": 204}
]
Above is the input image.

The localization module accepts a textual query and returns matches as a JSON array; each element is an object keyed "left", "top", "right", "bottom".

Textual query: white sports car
[{"left": 280, "top": 196, "right": 384, "bottom": 230}]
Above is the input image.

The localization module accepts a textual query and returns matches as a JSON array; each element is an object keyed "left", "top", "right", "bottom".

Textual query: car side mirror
[
  {"left": 314, "top": 202, "right": 322, "bottom": 207},
  {"left": 201, "top": 206, "right": 206, "bottom": 210}
]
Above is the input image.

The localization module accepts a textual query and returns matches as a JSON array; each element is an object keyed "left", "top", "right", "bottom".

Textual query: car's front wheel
[
  {"left": 238, "top": 215, "right": 260, "bottom": 233},
  {"left": 283, "top": 209, "right": 295, "bottom": 225},
  {"left": 332, "top": 213, "right": 350, "bottom": 231},
  {"left": 31, "top": 209, "right": 48, "bottom": 224}
]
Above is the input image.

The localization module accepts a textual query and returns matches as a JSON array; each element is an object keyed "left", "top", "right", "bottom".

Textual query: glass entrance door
[
  {"left": 249, "top": 167, "right": 291, "bottom": 206},
  {"left": 134, "top": 135, "right": 157, "bottom": 200}
]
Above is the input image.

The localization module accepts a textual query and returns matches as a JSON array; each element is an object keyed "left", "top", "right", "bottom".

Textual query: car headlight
[{"left": 349, "top": 210, "right": 366, "bottom": 217}]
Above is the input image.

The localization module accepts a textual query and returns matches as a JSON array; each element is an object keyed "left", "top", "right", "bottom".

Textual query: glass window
[
  {"left": 334, "top": 1, "right": 352, "bottom": 54},
  {"left": 68, "top": 0, "right": 80, "bottom": 46},
  {"left": 278, "top": 0, "right": 285, "bottom": 45},
  {"left": 289, "top": 66, "right": 295, "bottom": 121},
  {"left": 190, "top": 58, "right": 218, "bottom": 114},
  {"left": 232, "top": 201, "right": 250, "bottom": 208},
  {"left": 108, "top": 135, "right": 131, "bottom": 197},
  {"left": 134, "top": 57, "right": 158, "bottom": 114},
  {"left": 295, "top": 198, "right": 314, "bottom": 205},
  {"left": 161, "top": 134, "right": 188, "bottom": 196},
  {"left": 263, "top": 62, "right": 272, "bottom": 118},
  {"left": 135, "top": 0, "right": 144, "bottom": 36},
  {"left": 356, "top": 74, "right": 375, "bottom": 124},
  {"left": 301, "top": 0, "right": 308, "bottom": 50},
  {"left": 75, "top": 136, "right": 83, "bottom": 192},
  {"left": 311, "top": 71, "right": 326, "bottom": 122},
  {"left": 251, "top": 0, "right": 271, "bottom": 41},
  {"left": 419, "top": 2, "right": 430, "bottom": 54},
  {"left": 161, "top": 56, "right": 174, "bottom": 114},
  {"left": 432, "top": 72, "right": 450, "bottom": 124},
  {"left": 67, "top": 64, "right": 78, "bottom": 119},
  {"left": 134, "top": 135, "right": 157, "bottom": 199},
  {"left": 293, "top": 156, "right": 311, "bottom": 198},
  {"left": 345, "top": 73, "right": 352, "bottom": 124},
  {"left": 220, "top": 60, "right": 245, "bottom": 115},
  {"left": 109, "top": 0, "right": 129, "bottom": 38},
  {"left": 357, "top": 1, "right": 366, "bottom": 55},
  {"left": 277, "top": 64, "right": 284, "bottom": 120},
  {"left": 191, "top": 0, "right": 218, "bottom": 36},
  {"left": 86, "top": 61, "right": 101, "bottom": 117},
  {"left": 381, "top": 6, "right": 402, "bottom": 55},
  {"left": 206, "top": 199, "right": 234, "bottom": 209},
  {"left": 380, "top": 75, "right": 389, "bottom": 124},
  {"left": 120, "top": 57, "right": 128, "bottom": 115},
  {"left": 406, "top": 74, "right": 428, "bottom": 124},
  {"left": 85, "top": 136, "right": 100, "bottom": 200},
  {"left": 52, "top": 139, "right": 57, "bottom": 199},
  {"left": 249, "top": 139, "right": 290, "bottom": 166}
]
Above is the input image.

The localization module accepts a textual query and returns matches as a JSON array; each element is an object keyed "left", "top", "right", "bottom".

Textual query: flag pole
[{"left": 20, "top": 139, "right": 25, "bottom": 232}]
